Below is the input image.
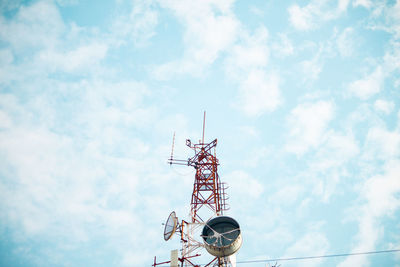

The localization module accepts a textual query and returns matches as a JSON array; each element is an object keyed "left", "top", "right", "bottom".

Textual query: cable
[
  {"left": 170, "top": 165, "right": 195, "bottom": 176},
  {"left": 153, "top": 248, "right": 400, "bottom": 266},
  {"left": 235, "top": 249, "right": 400, "bottom": 265}
]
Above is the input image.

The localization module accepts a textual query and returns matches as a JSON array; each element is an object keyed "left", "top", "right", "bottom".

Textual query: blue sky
[{"left": 0, "top": 0, "right": 400, "bottom": 266}]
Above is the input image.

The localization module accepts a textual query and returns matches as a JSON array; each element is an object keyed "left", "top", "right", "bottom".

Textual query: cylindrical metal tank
[{"left": 201, "top": 216, "right": 242, "bottom": 257}]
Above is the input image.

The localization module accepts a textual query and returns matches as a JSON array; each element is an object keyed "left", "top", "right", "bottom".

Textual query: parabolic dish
[
  {"left": 202, "top": 216, "right": 242, "bottom": 257},
  {"left": 164, "top": 211, "right": 177, "bottom": 241}
]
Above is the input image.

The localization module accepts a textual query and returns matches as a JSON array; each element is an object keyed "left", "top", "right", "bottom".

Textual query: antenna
[
  {"left": 169, "top": 132, "right": 175, "bottom": 164},
  {"left": 202, "top": 111, "right": 206, "bottom": 144},
  {"left": 154, "top": 113, "right": 241, "bottom": 267},
  {"left": 163, "top": 211, "right": 178, "bottom": 241}
]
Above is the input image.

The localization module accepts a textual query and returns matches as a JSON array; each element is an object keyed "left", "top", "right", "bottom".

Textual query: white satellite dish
[
  {"left": 201, "top": 216, "right": 242, "bottom": 257},
  {"left": 164, "top": 211, "right": 178, "bottom": 241}
]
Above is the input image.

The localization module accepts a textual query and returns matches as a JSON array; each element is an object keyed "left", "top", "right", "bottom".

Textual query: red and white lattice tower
[
  {"left": 153, "top": 112, "right": 231, "bottom": 267},
  {"left": 186, "top": 137, "right": 227, "bottom": 223},
  {"left": 179, "top": 138, "right": 230, "bottom": 266}
]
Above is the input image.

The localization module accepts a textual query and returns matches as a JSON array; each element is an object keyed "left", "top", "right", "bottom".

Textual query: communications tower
[{"left": 153, "top": 113, "right": 242, "bottom": 267}]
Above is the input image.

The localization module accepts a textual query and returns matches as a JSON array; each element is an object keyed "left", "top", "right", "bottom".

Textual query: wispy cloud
[
  {"left": 353, "top": 0, "right": 373, "bottom": 9},
  {"left": 0, "top": 1, "right": 64, "bottom": 50},
  {"left": 153, "top": 0, "right": 239, "bottom": 79},
  {"left": 284, "top": 231, "right": 329, "bottom": 267},
  {"left": 365, "top": 126, "right": 400, "bottom": 160},
  {"left": 271, "top": 33, "right": 294, "bottom": 58},
  {"left": 299, "top": 54, "right": 323, "bottom": 83},
  {"left": 336, "top": 27, "right": 355, "bottom": 57},
  {"left": 288, "top": 0, "right": 349, "bottom": 31},
  {"left": 348, "top": 66, "right": 384, "bottom": 99},
  {"left": 111, "top": 0, "right": 159, "bottom": 47},
  {"left": 374, "top": 99, "right": 395, "bottom": 114},
  {"left": 338, "top": 160, "right": 400, "bottom": 267},
  {"left": 226, "top": 26, "right": 282, "bottom": 116},
  {"left": 226, "top": 26, "right": 269, "bottom": 75},
  {"left": 37, "top": 43, "right": 108, "bottom": 72},
  {"left": 235, "top": 70, "right": 281, "bottom": 116},
  {"left": 285, "top": 100, "right": 335, "bottom": 155}
]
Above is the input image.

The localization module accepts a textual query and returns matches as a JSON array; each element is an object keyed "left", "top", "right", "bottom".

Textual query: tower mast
[{"left": 155, "top": 113, "right": 233, "bottom": 267}]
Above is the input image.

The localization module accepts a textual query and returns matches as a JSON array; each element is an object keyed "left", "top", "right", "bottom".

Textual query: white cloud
[
  {"left": 235, "top": 70, "right": 281, "bottom": 117},
  {"left": 0, "top": 128, "right": 80, "bottom": 234},
  {"left": 348, "top": 66, "right": 384, "bottom": 99},
  {"left": 242, "top": 146, "right": 270, "bottom": 168},
  {"left": 249, "top": 6, "right": 264, "bottom": 16},
  {"left": 226, "top": 170, "right": 264, "bottom": 199},
  {"left": 0, "top": 0, "right": 64, "bottom": 50},
  {"left": 383, "top": 41, "right": 400, "bottom": 72},
  {"left": 153, "top": 5, "right": 281, "bottom": 117},
  {"left": 325, "top": 132, "right": 359, "bottom": 160},
  {"left": 347, "top": 41, "right": 400, "bottom": 101},
  {"left": 226, "top": 27, "right": 269, "bottom": 74},
  {"left": 338, "top": 160, "right": 400, "bottom": 267},
  {"left": 268, "top": 185, "right": 304, "bottom": 206},
  {"left": 302, "top": 131, "right": 359, "bottom": 202},
  {"left": 0, "top": 110, "right": 12, "bottom": 129},
  {"left": 337, "top": 215, "right": 379, "bottom": 267},
  {"left": 353, "top": 0, "right": 373, "bottom": 9},
  {"left": 364, "top": 162, "right": 400, "bottom": 217},
  {"left": 374, "top": 99, "right": 395, "bottom": 114},
  {"left": 153, "top": 0, "right": 239, "bottom": 79},
  {"left": 337, "top": 27, "right": 355, "bottom": 57},
  {"left": 225, "top": 26, "right": 282, "bottom": 117},
  {"left": 384, "top": 0, "right": 400, "bottom": 39},
  {"left": 288, "top": 4, "right": 314, "bottom": 31},
  {"left": 112, "top": 0, "right": 158, "bottom": 47},
  {"left": 364, "top": 1, "right": 400, "bottom": 39},
  {"left": 0, "top": 49, "right": 13, "bottom": 65},
  {"left": 271, "top": 33, "right": 294, "bottom": 57},
  {"left": 339, "top": 0, "right": 351, "bottom": 11},
  {"left": 0, "top": 65, "right": 163, "bottom": 265},
  {"left": 300, "top": 55, "right": 323, "bottom": 82},
  {"left": 365, "top": 127, "right": 400, "bottom": 159},
  {"left": 239, "top": 125, "right": 260, "bottom": 138},
  {"left": 288, "top": 0, "right": 349, "bottom": 31},
  {"left": 311, "top": 131, "right": 359, "bottom": 169},
  {"left": 37, "top": 43, "right": 108, "bottom": 73},
  {"left": 285, "top": 101, "right": 335, "bottom": 155},
  {"left": 0, "top": 121, "right": 168, "bottom": 266},
  {"left": 0, "top": 1, "right": 116, "bottom": 82},
  {"left": 284, "top": 232, "right": 329, "bottom": 267}
]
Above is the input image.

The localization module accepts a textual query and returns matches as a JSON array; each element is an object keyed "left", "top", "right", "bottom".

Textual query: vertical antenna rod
[
  {"left": 202, "top": 111, "right": 206, "bottom": 144},
  {"left": 170, "top": 132, "right": 175, "bottom": 164}
]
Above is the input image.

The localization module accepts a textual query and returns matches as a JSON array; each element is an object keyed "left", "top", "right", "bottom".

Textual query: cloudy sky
[{"left": 1, "top": 0, "right": 400, "bottom": 266}]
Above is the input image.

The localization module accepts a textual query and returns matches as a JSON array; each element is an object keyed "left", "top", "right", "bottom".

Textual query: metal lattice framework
[
  {"left": 186, "top": 138, "right": 227, "bottom": 223},
  {"left": 154, "top": 113, "right": 232, "bottom": 267},
  {"left": 166, "top": 137, "right": 230, "bottom": 266}
]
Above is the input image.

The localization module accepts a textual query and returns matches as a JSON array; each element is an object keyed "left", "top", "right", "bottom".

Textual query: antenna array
[{"left": 153, "top": 113, "right": 240, "bottom": 267}]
